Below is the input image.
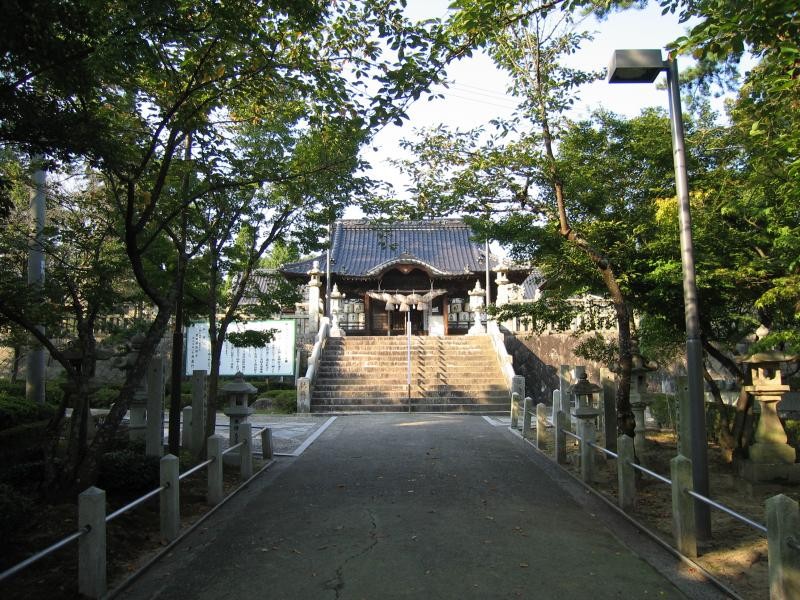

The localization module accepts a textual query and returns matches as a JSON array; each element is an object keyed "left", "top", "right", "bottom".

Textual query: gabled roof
[{"left": 282, "top": 219, "right": 500, "bottom": 280}]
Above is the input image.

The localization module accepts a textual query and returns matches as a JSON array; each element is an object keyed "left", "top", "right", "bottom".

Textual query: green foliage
[
  {"left": 98, "top": 445, "right": 160, "bottom": 492},
  {"left": 0, "top": 391, "right": 55, "bottom": 430},
  {"left": 648, "top": 393, "right": 677, "bottom": 431},
  {"left": 573, "top": 333, "right": 619, "bottom": 368},
  {"left": 226, "top": 329, "right": 278, "bottom": 348},
  {"left": 784, "top": 420, "right": 800, "bottom": 451},
  {"left": 262, "top": 389, "right": 297, "bottom": 414},
  {"left": 91, "top": 385, "right": 121, "bottom": 409},
  {"left": 0, "top": 483, "right": 34, "bottom": 537}
]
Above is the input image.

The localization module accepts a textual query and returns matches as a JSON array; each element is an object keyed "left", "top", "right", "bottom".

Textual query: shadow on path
[{"left": 116, "top": 415, "right": 727, "bottom": 600}]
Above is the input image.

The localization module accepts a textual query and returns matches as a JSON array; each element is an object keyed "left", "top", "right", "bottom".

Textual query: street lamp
[{"left": 608, "top": 49, "right": 710, "bottom": 538}]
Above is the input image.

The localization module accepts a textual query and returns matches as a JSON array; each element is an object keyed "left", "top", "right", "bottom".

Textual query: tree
[
  {"left": 394, "top": 2, "right": 638, "bottom": 436},
  {"left": 1, "top": 0, "right": 455, "bottom": 491}
]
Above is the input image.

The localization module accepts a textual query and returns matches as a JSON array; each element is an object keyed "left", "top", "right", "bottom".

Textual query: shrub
[
  {"left": 92, "top": 385, "right": 121, "bottom": 408},
  {"left": 0, "top": 483, "right": 34, "bottom": 537},
  {"left": 1, "top": 460, "right": 45, "bottom": 486},
  {"left": 264, "top": 389, "right": 296, "bottom": 414},
  {"left": 98, "top": 446, "right": 159, "bottom": 492},
  {"left": 0, "top": 392, "right": 55, "bottom": 430},
  {"left": 785, "top": 419, "right": 800, "bottom": 451},
  {"left": 648, "top": 393, "right": 676, "bottom": 431}
]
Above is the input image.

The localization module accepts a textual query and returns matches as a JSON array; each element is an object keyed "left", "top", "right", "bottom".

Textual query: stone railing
[
  {"left": 296, "top": 316, "right": 330, "bottom": 413},
  {"left": 487, "top": 320, "right": 524, "bottom": 399},
  {"left": 511, "top": 404, "right": 800, "bottom": 598},
  {"left": 0, "top": 425, "right": 274, "bottom": 599}
]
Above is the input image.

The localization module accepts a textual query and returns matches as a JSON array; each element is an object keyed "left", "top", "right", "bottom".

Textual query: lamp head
[{"left": 608, "top": 49, "right": 666, "bottom": 83}]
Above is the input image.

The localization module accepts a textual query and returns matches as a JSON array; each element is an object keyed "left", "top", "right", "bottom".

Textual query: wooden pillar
[
  {"left": 443, "top": 295, "right": 449, "bottom": 336},
  {"left": 364, "top": 292, "right": 372, "bottom": 335}
]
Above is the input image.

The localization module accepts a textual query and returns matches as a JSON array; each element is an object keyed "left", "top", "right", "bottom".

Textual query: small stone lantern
[
  {"left": 221, "top": 372, "right": 256, "bottom": 447},
  {"left": 629, "top": 338, "right": 657, "bottom": 458},
  {"left": 737, "top": 351, "right": 800, "bottom": 483},
  {"left": 570, "top": 372, "right": 602, "bottom": 480},
  {"left": 570, "top": 372, "right": 602, "bottom": 416},
  {"left": 329, "top": 284, "right": 345, "bottom": 338},
  {"left": 468, "top": 280, "right": 485, "bottom": 335}
]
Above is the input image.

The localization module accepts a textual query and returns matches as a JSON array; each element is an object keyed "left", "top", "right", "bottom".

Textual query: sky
[{"left": 349, "top": 0, "right": 700, "bottom": 216}]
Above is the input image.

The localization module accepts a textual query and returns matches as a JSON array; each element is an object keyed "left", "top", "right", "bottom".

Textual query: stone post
[
  {"left": 146, "top": 354, "right": 164, "bottom": 457},
  {"left": 307, "top": 261, "right": 323, "bottom": 333},
  {"left": 536, "top": 403, "right": 548, "bottom": 450},
  {"left": 239, "top": 422, "right": 253, "bottom": 480},
  {"left": 181, "top": 406, "right": 192, "bottom": 451},
  {"left": 297, "top": 377, "right": 311, "bottom": 413},
  {"left": 127, "top": 336, "right": 148, "bottom": 442},
  {"left": 558, "top": 365, "right": 571, "bottom": 415},
  {"left": 554, "top": 410, "right": 567, "bottom": 464},
  {"left": 551, "top": 389, "right": 561, "bottom": 421},
  {"left": 630, "top": 387, "right": 648, "bottom": 460},
  {"left": 191, "top": 369, "right": 207, "bottom": 455},
  {"left": 160, "top": 454, "right": 180, "bottom": 543},
  {"left": 579, "top": 418, "right": 596, "bottom": 483},
  {"left": 671, "top": 454, "right": 697, "bottom": 558},
  {"left": 261, "top": 427, "right": 274, "bottom": 459},
  {"left": 207, "top": 435, "right": 224, "bottom": 506},
  {"left": 766, "top": 494, "right": 800, "bottom": 600},
  {"left": 602, "top": 374, "right": 617, "bottom": 454},
  {"left": 521, "top": 397, "right": 532, "bottom": 438},
  {"left": 510, "top": 392, "right": 520, "bottom": 429},
  {"left": 617, "top": 435, "right": 635, "bottom": 511},
  {"left": 512, "top": 375, "right": 525, "bottom": 404},
  {"left": 79, "top": 486, "right": 106, "bottom": 599}
]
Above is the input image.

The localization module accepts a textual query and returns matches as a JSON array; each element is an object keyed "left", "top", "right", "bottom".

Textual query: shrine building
[{"left": 280, "top": 219, "right": 531, "bottom": 336}]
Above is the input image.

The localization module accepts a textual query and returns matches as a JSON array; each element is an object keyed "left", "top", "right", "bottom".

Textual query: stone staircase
[{"left": 311, "top": 335, "right": 510, "bottom": 413}]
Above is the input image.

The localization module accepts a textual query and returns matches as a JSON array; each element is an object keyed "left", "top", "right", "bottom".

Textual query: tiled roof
[{"left": 281, "top": 219, "right": 497, "bottom": 279}]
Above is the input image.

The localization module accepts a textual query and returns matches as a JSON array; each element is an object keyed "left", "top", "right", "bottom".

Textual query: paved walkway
[{"left": 118, "top": 415, "right": 728, "bottom": 600}]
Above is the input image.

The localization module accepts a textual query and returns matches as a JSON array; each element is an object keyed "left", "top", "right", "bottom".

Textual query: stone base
[
  {"left": 739, "top": 459, "right": 800, "bottom": 484},
  {"left": 749, "top": 441, "right": 796, "bottom": 464}
]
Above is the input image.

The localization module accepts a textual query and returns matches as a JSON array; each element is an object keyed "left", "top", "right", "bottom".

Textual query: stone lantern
[
  {"left": 307, "top": 260, "right": 323, "bottom": 333},
  {"left": 737, "top": 351, "right": 800, "bottom": 483},
  {"left": 570, "top": 372, "right": 603, "bottom": 480},
  {"left": 570, "top": 371, "right": 602, "bottom": 416},
  {"left": 493, "top": 260, "right": 512, "bottom": 308},
  {"left": 468, "top": 280, "right": 485, "bottom": 335},
  {"left": 629, "top": 338, "right": 657, "bottom": 458},
  {"left": 329, "top": 284, "right": 345, "bottom": 337},
  {"left": 221, "top": 372, "right": 256, "bottom": 448}
]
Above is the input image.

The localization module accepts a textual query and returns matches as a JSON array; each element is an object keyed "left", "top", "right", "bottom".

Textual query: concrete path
[{"left": 117, "top": 415, "right": 728, "bottom": 600}]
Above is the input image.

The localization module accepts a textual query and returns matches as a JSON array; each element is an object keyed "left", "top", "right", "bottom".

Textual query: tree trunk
[
  {"left": 700, "top": 337, "right": 750, "bottom": 458},
  {"left": 168, "top": 261, "right": 186, "bottom": 455},
  {"left": 703, "top": 363, "right": 735, "bottom": 462},
  {"left": 538, "top": 77, "right": 634, "bottom": 437}
]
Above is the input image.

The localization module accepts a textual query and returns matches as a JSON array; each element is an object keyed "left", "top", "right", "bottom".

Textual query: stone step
[
  {"left": 313, "top": 382, "right": 508, "bottom": 392},
  {"left": 311, "top": 403, "right": 509, "bottom": 414},
  {"left": 313, "top": 381, "right": 509, "bottom": 390},
  {"left": 313, "top": 391, "right": 509, "bottom": 399}
]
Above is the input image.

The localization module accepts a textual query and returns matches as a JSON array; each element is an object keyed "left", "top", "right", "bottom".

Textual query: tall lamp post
[{"left": 608, "top": 49, "right": 710, "bottom": 538}]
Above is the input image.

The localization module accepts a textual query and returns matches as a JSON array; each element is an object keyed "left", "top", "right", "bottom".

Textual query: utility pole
[{"left": 26, "top": 158, "right": 46, "bottom": 404}]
